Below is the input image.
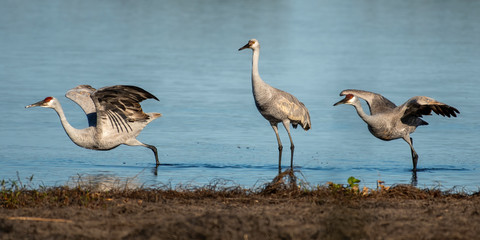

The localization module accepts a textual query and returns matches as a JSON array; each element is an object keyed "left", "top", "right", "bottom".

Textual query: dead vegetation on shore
[
  {"left": 1, "top": 171, "right": 480, "bottom": 239},
  {"left": 1, "top": 170, "right": 477, "bottom": 209}
]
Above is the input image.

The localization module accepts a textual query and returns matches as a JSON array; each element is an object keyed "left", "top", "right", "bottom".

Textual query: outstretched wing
[
  {"left": 92, "top": 85, "right": 159, "bottom": 133},
  {"left": 65, "top": 85, "right": 97, "bottom": 126},
  {"left": 401, "top": 96, "right": 459, "bottom": 121},
  {"left": 340, "top": 89, "right": 396, "bottom": 115}
]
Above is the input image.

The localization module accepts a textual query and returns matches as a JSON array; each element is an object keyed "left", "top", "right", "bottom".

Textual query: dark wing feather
[
  {"left": 92, "top": 85, "right": 159, "bottom": 133},
  {"left": 340, "top": 89, "right": 396, "bottom": 115},
  {"left": 401, "top": 96, "right": 459, "bottom": 122}
]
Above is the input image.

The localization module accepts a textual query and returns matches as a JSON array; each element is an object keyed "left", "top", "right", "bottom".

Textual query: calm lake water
[{"left": 1, "top": 0, "right": 479, "bottom": 191}]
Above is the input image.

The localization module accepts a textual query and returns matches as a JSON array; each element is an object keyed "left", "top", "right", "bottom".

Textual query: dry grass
[
  {"left": 1, "top": 171, "right": 476, "bottom": 209},
  {"left": 2, "top": 172, "right": 480, "bottom": 239}
]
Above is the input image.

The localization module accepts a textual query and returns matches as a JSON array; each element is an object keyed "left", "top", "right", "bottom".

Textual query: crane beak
[
  {"left": 25, "top": 100, "right": 46, "bottom": 108},
  {"left": 238, "top": 43, "right": 250, "bottom": 51},
  {"left": 333, "top": 98, "right": 348, "bottom": 106}
]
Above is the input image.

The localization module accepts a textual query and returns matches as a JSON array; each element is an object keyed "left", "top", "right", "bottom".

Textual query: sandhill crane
[
  {"left": 25, "top": 85, "right": 162, "bottom": 165},
  {"left": 334, "top": 89, "right": 459, "bottom": 171},
  {"left": 239, "top": 39, "right": 311, "bottom": 173}
]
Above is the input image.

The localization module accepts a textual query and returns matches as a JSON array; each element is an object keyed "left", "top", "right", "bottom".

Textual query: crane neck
[
  {"left": 352, "top": 100, "right": 374, "bottom": 125},
  {"left": 52, "top": 101, "right": 90, "bottom": 146},
  {"left": 251, "top": 47, "right": 263, "bottom": 84}
]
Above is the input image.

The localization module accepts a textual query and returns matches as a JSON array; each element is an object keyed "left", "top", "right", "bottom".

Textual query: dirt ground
[{"left": 1, "top": 180, "right": 480, "bottom": 240}]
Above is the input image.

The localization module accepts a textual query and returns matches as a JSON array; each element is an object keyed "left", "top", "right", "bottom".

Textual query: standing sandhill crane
[
  {"left": 334, "top": 89, "right": 459, "bottom": 171},
  {"left": 25, "top": 85, "right": 162, "bottom": 165},
  {"left": 239, "top": 39, "right": 311, "bottom": 172}
]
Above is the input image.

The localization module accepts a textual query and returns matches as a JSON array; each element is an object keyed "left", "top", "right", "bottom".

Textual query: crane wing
[
  {"left": 65, "top": 85, "right": 97, "bottom": 126},
  {"left": 273, "top": 89, "right": 311, "bottom": 130},
  {"left": 91, "top": 85, "right": 159, "bottom": 133},
  {"left": 401, "top": 96, "right": 459, "bottom": 121},
  {"left": 340, "top": 89, "right": 396, "bottom": 115}
]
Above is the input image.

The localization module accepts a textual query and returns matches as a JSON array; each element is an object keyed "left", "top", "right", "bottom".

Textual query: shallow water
[{"left": 1, "top": 0, "right": 479, "bottom": 191}]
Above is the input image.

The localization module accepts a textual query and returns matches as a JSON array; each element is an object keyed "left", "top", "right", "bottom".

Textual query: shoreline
[{"left": 1, "top": 176, "right": 479, "bottom": 239}]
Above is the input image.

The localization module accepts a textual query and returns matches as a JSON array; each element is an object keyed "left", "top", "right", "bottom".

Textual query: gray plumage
[
  {"left": 239, "top": 39, "right": 311, "bottom": 172},
  {"left": 26, "top": 85, "right": 162, "bottom": 165},
  {"left": 334, "top": 89, "right": 459, "bottom": 171}
]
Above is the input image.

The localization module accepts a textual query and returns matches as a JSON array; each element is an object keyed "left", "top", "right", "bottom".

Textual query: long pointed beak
[
  {"left": 333, "top": 98, "right": 348, "bottom": 106},
  {"left": 238, "top": 43, "right": 250, "bottom": 51},
  {"left": 25, "top": 100, "right": 45, "bottom": 108}
]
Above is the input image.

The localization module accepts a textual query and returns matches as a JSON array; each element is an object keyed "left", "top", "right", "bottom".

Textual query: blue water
[{"left": 1, "top": 0, "right": 479, "bottom": 191}]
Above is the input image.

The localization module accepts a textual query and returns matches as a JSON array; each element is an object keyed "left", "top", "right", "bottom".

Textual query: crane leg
[
  {"left": 282, "top": 121, "right": 295, "bottom": 170},
  {"left": 411, "top": 171, "right": 418, "bottom": 187},
  {"left": 125, "top": 139, "right": 160, "bottom": 166},
  {"left": 146, "top": 144, "right": 160, "bottom": 166},
  {"left": 403, "top": 136, "right": 418, "bottom": 171},
  {"left": 271, "top": 123, "right": 283, "bottom": 174}
]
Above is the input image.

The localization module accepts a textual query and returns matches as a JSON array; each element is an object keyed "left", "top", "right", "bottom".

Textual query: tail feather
[
  {"left": 286, "top": 99, "right": 311, "bottom": 131},
  {"left": 302, "top": 120, "right": 311, "bottom": 131},
  {"left": 145, "top": 112, "right": 162, "bottom": 122},
  {"left": 151, "top": 112, "right": 162, "bottom": 119},
  {"left": 300, "top": 109, "right": 311, "bottom": 131}
]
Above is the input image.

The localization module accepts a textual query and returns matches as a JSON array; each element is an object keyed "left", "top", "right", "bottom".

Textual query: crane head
[
  {"left": 238, "top": 39, "right": 259, "bottom": 51},
  {"left": 25, "top": 96, "right": 56, "bottom": 109},
  {"left": 333, "top": 94, "right": 357, "bottom": 106}
]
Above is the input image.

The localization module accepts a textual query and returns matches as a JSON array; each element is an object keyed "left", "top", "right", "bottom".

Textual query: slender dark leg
[
  {"left": 403, "top": 136, "right": 418, "bottom": 171},
  {"left": 271, "top": 123, "right": 283, "bottom": 174},
  {"left": 411, "top": 171, "right": 418, "bottom": 186},
  {"left": 145, "top": 144, "right": 160, "bottom": 166},
  {"left": 410, "top": 138, "right": 418, "bottom": 171},
  {"left": 125, "top": 139, "right": 160, "bottom": 166},
  {"left": 282, "top": 121, "right": 295, "bottom": 170}
]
